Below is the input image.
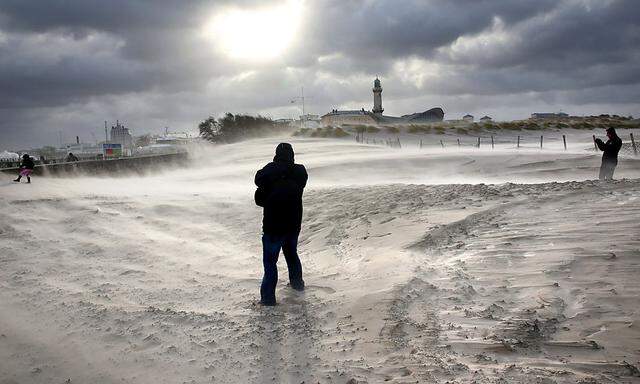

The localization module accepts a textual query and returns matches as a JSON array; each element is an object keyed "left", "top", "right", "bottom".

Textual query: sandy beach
[{"left": 1, "top": 136, "right": 639, "bottom": 384}]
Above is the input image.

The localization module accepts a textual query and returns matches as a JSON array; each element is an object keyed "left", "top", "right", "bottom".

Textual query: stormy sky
[{"left": 1, "top": 0, "right": 639, "bottom": 148}]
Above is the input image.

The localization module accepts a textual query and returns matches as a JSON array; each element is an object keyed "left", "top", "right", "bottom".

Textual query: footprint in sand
[{"left": 303, "top": 285, "right": 336, "bottom": 294}]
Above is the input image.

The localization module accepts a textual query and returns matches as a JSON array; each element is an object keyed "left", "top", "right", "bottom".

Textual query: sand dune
[{"left": 1, "top": 137, "right": 639, "bottom": 383}]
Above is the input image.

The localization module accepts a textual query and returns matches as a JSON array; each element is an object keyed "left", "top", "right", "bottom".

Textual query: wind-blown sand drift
[{"left": 1, "top": 138, "right": 639, "bottom": 383}]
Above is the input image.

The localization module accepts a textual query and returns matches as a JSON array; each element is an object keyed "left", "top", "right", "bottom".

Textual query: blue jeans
[{"left": 260, "top": 231, "right": 304, "bottom": 305}]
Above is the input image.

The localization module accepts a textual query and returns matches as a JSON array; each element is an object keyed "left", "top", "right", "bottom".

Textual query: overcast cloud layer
[{"left": 1, "top": 0, "right": 639, "bottom": 148}]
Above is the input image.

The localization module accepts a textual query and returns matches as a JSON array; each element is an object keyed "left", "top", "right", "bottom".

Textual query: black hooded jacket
[
  {"left": 21, "top": 156, "right": 35, "bottom": 170},
  {"left": 596, "top": 133, "right": 622, "bottom": 164},
  {"left": 255, "top": 143, "right": 308, "bottom": 235}
]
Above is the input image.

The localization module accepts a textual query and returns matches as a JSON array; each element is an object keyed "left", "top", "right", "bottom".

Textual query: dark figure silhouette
[
  {"left": 65, "top": 152, "right": 79, "bottom": 162},
  {"left": 254, "top": 143, "right": 308, "bottom": 306},
  {"left": 13, "top": 154, "right": 35, "bottom": 183},
  {"left": 595, "top": 127, "right": 622, "bottom": 180}
]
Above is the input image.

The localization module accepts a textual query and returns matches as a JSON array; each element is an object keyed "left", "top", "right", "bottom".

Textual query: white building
[
  {"left": 321, "top": 78, "right": 444, "bottom": 126},
  {"left": 110, "top": 121, "right": 134, "bottom": 155},
  {"left": 299, "top": 114, "right": 321, "bottom": 129}
]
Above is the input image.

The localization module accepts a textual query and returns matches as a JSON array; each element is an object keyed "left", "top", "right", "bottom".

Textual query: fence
[{"left": 355, "top": 132, "right": 639, "bottom": 156}]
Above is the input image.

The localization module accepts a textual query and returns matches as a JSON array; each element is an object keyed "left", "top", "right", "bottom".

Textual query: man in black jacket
[
  {"left": 13, "top": 154, "right": 35, "bottom": 183},
  {"left": 595, "top": 127, "right": 623, "bottom": 180},
  {"left": 254, "top": 143, "right": 308, "bottom": 306}
]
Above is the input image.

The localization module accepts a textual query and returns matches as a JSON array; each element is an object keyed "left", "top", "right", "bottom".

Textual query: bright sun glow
[{"left": 204, "top": 0, "right": 303, "bottom": 61}]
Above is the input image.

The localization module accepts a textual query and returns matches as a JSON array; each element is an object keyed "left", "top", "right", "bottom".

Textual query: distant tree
[
  {"left": 199, "top": 113, "right": 278, "bottom": 143},
  {"left": 198, "top": 116, "right": 219, "bottom": 142}
]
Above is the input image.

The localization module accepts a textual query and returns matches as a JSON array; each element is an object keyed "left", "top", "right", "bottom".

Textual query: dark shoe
[
  {"left": 260, "top": 300, "right": 277, "bottom": 306},
  {"left": 290, "top": 281, "right": 305, "bottom": 292},
  {"left": 13, "top": 179, "right": 20, "bottom": 182}
]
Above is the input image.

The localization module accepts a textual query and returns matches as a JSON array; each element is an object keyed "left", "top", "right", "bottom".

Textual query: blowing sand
[{"left": 1, "top": 137, "right": 639, "bottom": 383}]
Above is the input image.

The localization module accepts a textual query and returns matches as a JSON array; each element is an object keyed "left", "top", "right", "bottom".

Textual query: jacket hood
[
  {"left": 273, "top": 142, "right": 294, "bottom": 163},
  {"left": 606, "top": 127, "right": 619, "bottom": 139}
]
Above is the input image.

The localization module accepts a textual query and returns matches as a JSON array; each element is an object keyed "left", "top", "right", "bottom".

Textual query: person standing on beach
[
  {"left": 65, "top": 152, "right": 79, "bottom": 162},
  {"left": 254, "top": 143, "right": 308, "bottom": 306},
  {"left": 13, "top": 154, "right": 35, "bottom": 183},
  {"left": 595, "top": 127, "right": 622, "bottom": 180}
]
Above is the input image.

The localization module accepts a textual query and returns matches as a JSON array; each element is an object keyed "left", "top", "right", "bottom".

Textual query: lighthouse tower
[{"left": 372, "top": 77, "right": 383, "bottom": 115}]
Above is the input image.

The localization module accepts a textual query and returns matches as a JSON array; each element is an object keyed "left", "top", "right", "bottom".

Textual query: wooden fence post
[
  {"left": 631, "top": 133, "right": 638, "bottom": 156},
  {"left": 419, "top": 139, "right": 422, "bottom": 149},
  {"left": 540, "top": 135, "right": 543, "bottom": 149},
  {"left": 491, "top": 135, "right": 494, "bottom": 149},
  {"left": 457, "top": 138, "right": 460, "bottom": 147},
  {"left": 477, "top": 137, "right": 481, "bottom": 148},
  {"left": 517, "top": 136, "right": 520, "bottom": 148},
  {"left": 593, "top": 135, "right": 598, "bottom": 150},
  {"left": 440, "top": 139, "right": 444, "bottom": 148},
  {"left": 397, "top": 137, "right": 401, "bottom": 148},
  {"left": 563, "top": 135, "right": 567, "bottom": 150}
]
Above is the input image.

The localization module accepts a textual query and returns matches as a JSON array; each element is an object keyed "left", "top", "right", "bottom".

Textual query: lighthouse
[{"left": 372, "top": 77, "right": 383, "bottom": 115}]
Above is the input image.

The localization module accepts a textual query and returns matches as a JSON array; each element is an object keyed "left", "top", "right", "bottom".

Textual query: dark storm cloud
[
  {"left": 0, "top": 0, "right": 207, "bottom": 34},
  {"left": 301, "top": 0, "right": 640, "bottom": 93},
  {"left": 0, "top": 0, "right": 261, "bottom": 109},
  {"left": 436, "top": 0, "right": 640, "bottom": 70},
  {"left": 1, "top": 0, "right": 639, "bottom": 148},
  {"left": 302, "top": 0, "right": 559, "bottom": 63}
]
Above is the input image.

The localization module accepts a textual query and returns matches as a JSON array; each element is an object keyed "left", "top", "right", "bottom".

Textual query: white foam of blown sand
[{"left": 1, "top": 136, "right": 639, "bottom": 383}]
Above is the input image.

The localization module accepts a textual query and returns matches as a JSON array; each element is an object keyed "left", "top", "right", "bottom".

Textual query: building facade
[
  {"left": 321, "top": 78, "right": 444, "bottom": 126},
  {"left": 110, "top": 121, "right": 134, "bottom": 155},
  {"left": 320, "top": 109, "right": 378, "bottom": 126}
]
